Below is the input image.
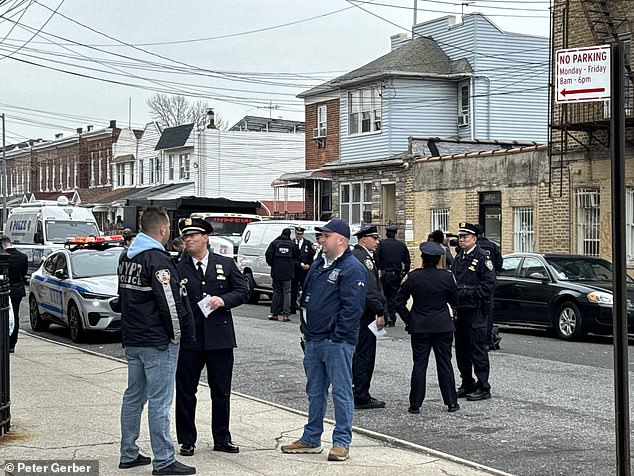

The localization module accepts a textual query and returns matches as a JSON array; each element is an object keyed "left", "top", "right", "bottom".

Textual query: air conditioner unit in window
[
  {"left": 458, "top": 114, "right": 469, "bottom": 126},
  {"left": 313, "top": 127, "right": 327, "bottom": 139}
]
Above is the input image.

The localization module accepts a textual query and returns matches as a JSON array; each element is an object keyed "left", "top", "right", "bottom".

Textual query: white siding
[
  {"left": 414, "top": 15, "right": 549, "bottom": 142},
  {"left": 137, "top": 122, "right": 161, "bottom": 186},
  {"left": 199, "top": 130, "right": 304, "bottom": 202}
]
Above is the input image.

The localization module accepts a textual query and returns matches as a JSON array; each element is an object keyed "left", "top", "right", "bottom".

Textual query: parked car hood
[{"left": 72, "top": 276, "right": 118, "bottom": 296}]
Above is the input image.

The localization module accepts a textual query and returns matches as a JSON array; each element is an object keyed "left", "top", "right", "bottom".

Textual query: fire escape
[{"left": 548, "top": 0, "right": 633, "bottom": 196}]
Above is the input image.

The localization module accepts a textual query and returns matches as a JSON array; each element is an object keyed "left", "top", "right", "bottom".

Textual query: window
[
  {"left": 340, "top": 181, "right": 373, "bottom": 225},
  {"left": 431, "top": 209, "right": 449, "bottom": 232},
  {"left": 179, "top": 154, "right": 190, "bottom": 179},
  {"left": 116, "top": 163, "right": 125, "bottom": 186},
  {"left": 519, "top": 256, "right": 548, "bottom": 280},
  {"left": 168, "top": 154, "right": 174, "bottom": 180},
  {"left": 149, "top": 158, "right": 155, "bottom": 183},
  {"left": 513, "top": 207, "right": 534, "bottom": 252},
  {"left": 458, "top": 82, "right": 469, "bottom": 127},
  {"left": 317, "top": 105, "right": 327, "bottom": 132},
  {"left": 139, "top": 159, "right": 144, "bottom": 184},
  {"left": 348, "top": 86, "right": 381, "bottom": 135},
  {"left": 626, "top": 188, "right": 634, "bottom": 262},
  {"left": 576, "top": 188, "right": 600, "bottom": 256},
  {"left": 498, "top": 256, "right": 521, "bottom": 277},
  {"left": 154, "top": 157, "right": 161, "bottom": 183},
  {"left": 130, "top": 163, "right": 134, "bottom": 186}
]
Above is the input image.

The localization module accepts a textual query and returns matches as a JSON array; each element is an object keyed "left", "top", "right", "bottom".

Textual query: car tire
[
  {"left": 68, "top": 302, "right": 85, "bottom": 343},
  {"left": 554, "top": 301, "right": 586, "bottom": 340},
  {"left": 244, "top": 272, "right": 260, "bottom": 304},
  {"left": 29, "top": 294, "right": 50, "bottom": 331}
]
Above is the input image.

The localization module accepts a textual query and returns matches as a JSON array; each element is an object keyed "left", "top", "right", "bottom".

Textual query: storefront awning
[{"left": 272, "top": 169, "right": 332, "bottom": 188}]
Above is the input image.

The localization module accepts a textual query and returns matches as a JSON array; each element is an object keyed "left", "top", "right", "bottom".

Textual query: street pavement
[{"left": 0, "top": 334, "right": 508, "bottom": 476}]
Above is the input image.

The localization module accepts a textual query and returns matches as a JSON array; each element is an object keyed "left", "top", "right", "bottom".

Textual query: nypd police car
[{"left": 29, "top": 235, "right": 123, "bottom": 342}]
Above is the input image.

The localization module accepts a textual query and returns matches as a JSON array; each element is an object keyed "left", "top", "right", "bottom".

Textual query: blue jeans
[
  {"left": 120, "top": 343, "right": 179, "bottom": 470},
  {"left": 301, "top": 339, "right": 355, "bottom": 448}
]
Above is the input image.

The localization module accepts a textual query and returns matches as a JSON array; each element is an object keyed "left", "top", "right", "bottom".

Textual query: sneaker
[
  {"left": 281, "top": 439, "right": 323, "bottom": 454},
  {"left": 328, "top": 446, "right": 349, "bottom": 461},
  {"left": 152, "top": 460, "right": 196, "bottom": 475},
  {"left": 119, "top": 454, "right": 151, "bottom": 469},
  {"left": 354, "top": 397, "right": 386, "bottom": 410},
  {"left": 267, "top": 314, "right": 278, "bottom": 321}
]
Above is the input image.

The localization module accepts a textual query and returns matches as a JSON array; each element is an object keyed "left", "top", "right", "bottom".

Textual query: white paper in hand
[
  {"left": 368, "top": 319, "right": 387, "bottom": 338},
  {"left": 197, "top": 295, "right": 214, "bottom": 317}
]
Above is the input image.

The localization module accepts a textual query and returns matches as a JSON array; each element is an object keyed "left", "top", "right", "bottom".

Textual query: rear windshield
[{"left": 546, "top": 257, "right": 612, "bottom": 282}]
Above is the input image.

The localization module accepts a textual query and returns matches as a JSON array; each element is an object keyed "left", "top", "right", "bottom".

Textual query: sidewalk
[{"left": 0, "top": 334, "right": 510, "bottom": 475}]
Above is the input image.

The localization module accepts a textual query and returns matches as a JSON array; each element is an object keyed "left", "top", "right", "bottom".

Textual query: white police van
[{"left": 4, "top": 196, "right": 101, "bottom": 274}]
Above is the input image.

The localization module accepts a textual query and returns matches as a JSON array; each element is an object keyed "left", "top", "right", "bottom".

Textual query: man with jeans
[
  {"left": 117, "top": 206, "right": 196, "bottom": 475},
  {"left": 281, "top": 218, "right": 367, "bottom": 462}
]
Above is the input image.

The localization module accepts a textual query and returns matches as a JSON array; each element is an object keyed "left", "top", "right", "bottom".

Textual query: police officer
[
  {"left": 265, "top": 228, "right": 299, "bottom": 321},
  {"left": 175, "top": 218, "right": 250, "bottom": 457},
  {"left": 290, "top": 226, "right": 315, "bottom": 314},
  {"left": 450, "top": 222, "right": 497, "bottom": 401},
  {"left": 473, "top": 224, "right": 503, "bottom": 351},
  {"left": 352, "top": 225, "right": 388, "bottom": 409},
  {"left": 2, "top": 237, "right": 28, "bottom": 353},
  {"left": 394, "top": 242, "right": 459, "bottom": 413},
  {"left": 376, "top": 225, "right": 410, "bottom": 327}
]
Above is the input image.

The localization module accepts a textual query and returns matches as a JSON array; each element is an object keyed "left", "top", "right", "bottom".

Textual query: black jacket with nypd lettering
[
  {"left": 265, "top": 234, "right": 299, "bottom": 281},
  {"left": 117, "top": 232, "right": 195, "bottom": 348}
]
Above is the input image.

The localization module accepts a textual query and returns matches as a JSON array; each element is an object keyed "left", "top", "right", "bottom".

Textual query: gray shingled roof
[
  {"left": 155, "top": 123, "right": 194, "bottom": 151},
  {"left": 298, "top": 36, "right": 471, "bottom": 98}
]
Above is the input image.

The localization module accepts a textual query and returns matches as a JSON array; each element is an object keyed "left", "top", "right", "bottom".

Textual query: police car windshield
[
  {"left": 70, "top": 250, "right": 121, "bottom": 278},
  {"left": 46, "top": 221, "right": 100, "bottom": 243}
]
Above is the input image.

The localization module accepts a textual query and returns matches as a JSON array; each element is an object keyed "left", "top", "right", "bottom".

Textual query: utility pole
[{"left": 413, "top": 0, "right": 417, "bottom": 26}]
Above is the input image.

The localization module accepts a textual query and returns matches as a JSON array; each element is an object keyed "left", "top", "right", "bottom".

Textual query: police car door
[{"left": 41, "top": 252, "right": 67, "bottom": 323}]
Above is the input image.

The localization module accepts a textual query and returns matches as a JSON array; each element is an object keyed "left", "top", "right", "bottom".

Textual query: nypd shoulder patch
[{"left": 155, "top": 269, "right": 171, "bottom": 284}]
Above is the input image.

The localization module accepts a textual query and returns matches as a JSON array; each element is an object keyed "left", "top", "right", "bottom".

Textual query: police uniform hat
[
  {"left": 354, "top": 225, "right": 380, "bottom": 239},
  {"left": 179, "top": 217, "right": 213, "bottom": 236},
  {"left": 295, "top": 226, "right": 305, "bottom": 232},
  {"left": 419, "top": 241, "right": 445, "bottom": 257},
  {"left": 386, "top": 225, "right": 398, "bottom": 232},
  {"left": 457, "top": 222, "right": 479, "bottom": 235}
]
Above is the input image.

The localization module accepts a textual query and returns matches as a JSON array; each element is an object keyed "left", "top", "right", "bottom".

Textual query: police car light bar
[{"left": 66, "top": 235, "right": 124, "bottom": 245}]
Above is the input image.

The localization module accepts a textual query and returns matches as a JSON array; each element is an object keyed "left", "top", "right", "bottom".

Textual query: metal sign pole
[{"left": 610, "top": 41, "right": 630, "bottom": 476}]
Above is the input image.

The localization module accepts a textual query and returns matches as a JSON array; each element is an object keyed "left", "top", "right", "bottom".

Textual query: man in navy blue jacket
[{"left": 281, "top": 218, "right": 367, "bottom": 462}]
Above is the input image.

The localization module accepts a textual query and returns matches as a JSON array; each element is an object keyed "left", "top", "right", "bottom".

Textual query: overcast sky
[{"left": 0, "top": 0, "right": 551, "bottom": 142}]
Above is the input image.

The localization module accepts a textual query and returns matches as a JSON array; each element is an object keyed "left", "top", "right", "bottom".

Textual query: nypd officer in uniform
[
  {"left": 394, "top": 241, "right": 459, "bottom": 413},
  {"left": 175, "top": 218, "right": 250, "bottom": 456},
  {"left": 376, "top": 225, "right": 410, "bottom": 327},
  {"left": 352, "top": 225, "right": 388, "bottom": 409},
  {"left": 450, "top": 222, "right": 497, "bottom": 401},
  {"left": 290, "top": 226, "right": 315, "bottom": 314}
]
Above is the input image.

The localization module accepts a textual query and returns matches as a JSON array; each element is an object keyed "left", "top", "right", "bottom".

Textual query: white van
[
  {"left": 4, "top": 196, "right": 101, "bottom": 274},
  {"left": 189, "top": 212, "right": 263, "bottom": 260},
  {"left": 237, "top": 220, "right": 326, "bottom": 303}
]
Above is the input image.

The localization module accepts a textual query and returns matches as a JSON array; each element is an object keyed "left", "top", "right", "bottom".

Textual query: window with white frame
[
  {"left": 116, "top": 163, "right": 125, "bottom": 186},
  {"left": 179, "top": 154, "right": 190, "bottom": 179},
  {"left": 317, "top": 105, "right": 327, "bottom": 134},
  {"left": 139, "top": 159, "right": 144, "bottom": 184},
  {"left": 458, "top": 83, "right": 469, "bottom": 127},
  {"left": 576, "top": 188, "right": 600, "bottom": 256},
  {"left": 626, "top": 188, "right": 634, "bottom": 262},
  {"left": 340, "top": 182, "right": 373, "bottom": 225},
  {"left": 149, "top": 158, "right": 155, "bottom": 183},
  {"left": 513, "top": 207, "right": 534, "bottom": 252},
  {"left": 168, "top": 154, "right": 174, "bottom": 180},
  {"left": 431, "top": 209, "right": 449, "bottom": 232},
  {"left": 130, "top": 163, "right": 134, "bottom": 186},
  {"left": 348, "top": 86, "right": 381, "bottom": 135},
  {"left": 154, "top": 157, "right": 161, "bottom": 183}
]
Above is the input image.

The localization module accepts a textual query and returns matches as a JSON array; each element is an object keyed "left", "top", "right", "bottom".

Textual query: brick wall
[{"left": 305, "top": 99, "right": 339, "bottom": 170}]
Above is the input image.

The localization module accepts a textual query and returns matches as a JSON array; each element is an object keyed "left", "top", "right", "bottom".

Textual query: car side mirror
[
  {"left": 54, "top": 269, "right": 67, "bottom": 280},
  {"left": 529, "top": 271, "right": 549, "bottom": 281},
  {"left": 34, "top": 232, "right": 44, "bottom": 244}
]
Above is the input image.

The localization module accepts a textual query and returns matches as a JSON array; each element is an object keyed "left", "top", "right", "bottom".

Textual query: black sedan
[{"left": 493, "top": 253, "right": 634, "bottom": 340}]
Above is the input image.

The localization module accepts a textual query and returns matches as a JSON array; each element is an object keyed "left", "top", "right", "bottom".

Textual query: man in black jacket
[
  {"left": 117, "top": 206, "right": 196, "bottom": 476},
  {"left": 352, "top": 225, "right": 388, "bottom": 410},
  {"left": 376, "top": 225, "right": 410, "bottom": 327},
  {"left": 2, "top": 237, "right": 28, "bottom": 353},
  {"left": 265, "top": 228, "right": 299, "bottom": 321},
  {"left": 175, "top": 218, "right": 249, "bottom": 457}
]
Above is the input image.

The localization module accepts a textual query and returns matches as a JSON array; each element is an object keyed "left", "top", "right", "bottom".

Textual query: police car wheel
[
  {"left": 68, "top": 302, "right": 85, "bottom": 343},
  {"left": 554, "top": 301, "right": 585, "bottom": 341},
  {"left": 29, "top": 294, "right": 50, "bottom": 331}
]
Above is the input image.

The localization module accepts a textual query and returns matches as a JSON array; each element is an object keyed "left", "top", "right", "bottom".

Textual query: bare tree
[{"left": 146, "top": 94, "right": 227, "bottom": 129}]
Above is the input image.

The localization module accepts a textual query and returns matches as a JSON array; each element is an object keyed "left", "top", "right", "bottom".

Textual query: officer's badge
[
  {"left": 216, "top": 264, "right": 225, "bottom": 273},
  {"left": 327, "top": 268, "right": 340, "bottom": 283},
  {"left": 485, "top": 259, "right": 494, "bottom": 271},
  {"left": 184, "top": 218, "right": 192, "bottom": 226},
  {"left": 364, "top": 258, "right": 374, "bottom": 270},
  {"left": 155, "top": 269, "right": 171, "bottom": 284}
]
